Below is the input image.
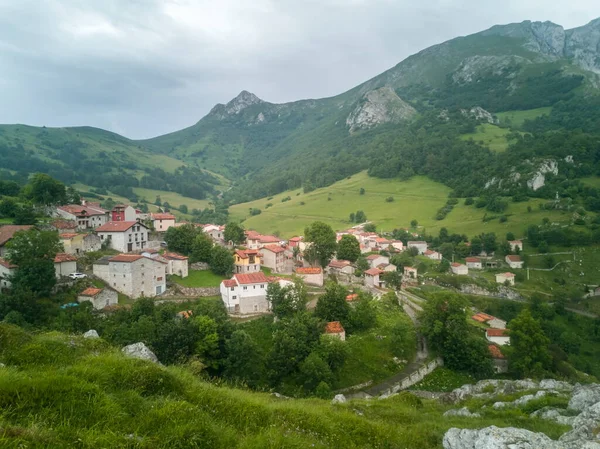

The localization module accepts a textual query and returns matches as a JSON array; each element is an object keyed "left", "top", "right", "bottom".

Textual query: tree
[
  {"left": 24, "top": 173, "right": 67, "bottom": 205},
  {"left": 359, "top": 188, "right": 365, "bottom": 195},
  {"left": 0, "top": 198, "right": 18, "bottom": 218},
  {"left": 13, "top": 206, "right": 37, "bottom": 225},
  {"left": 508, "top": 309, "right": 551, "bottom": 378},
  {"left": 337, "top": 235, "right": 360, "bottom": 262},
  {"left": 267, "top": 279, "right": 307, "bottom": 320},
  {"left": 470, "top": 236, "right": 483, "bottom": 255},
  {"left": 410, "top": 219, "right": 418, "bottom": 228},
  {"left": 355, "top": 256, "right": 369, "bottom": 276},
  {"left": 191, "top": 233, "right": 213, "bottom": 263},
  {"left": 481, "top": 233, "right": 497, "bottom": 254},
  {"left": 381, "top": 270, "right": 402, "bottom": 290},
  {"left": 6, "top": 229, "right": 62, "bottom": 297},
  {"left": 348, "top": 293, "right": 377, "bottom": 332},
  {"left": 210, "top": 246, "right": 234, "bottom": 276},
  {"left": 224, "top": 222, "right": 245, "bottom": 245},
  {"left": 499, "top": 241, "right": 511, "bottom": 255},
  {"left": 355, "top": 210, "right": 367, "bottom": 223},
  {"left": 315, "top": 283, "right": 350, "bottom": 325},
  {"left": 349, "top": 212, "right": 355, "bottom": 222},
  {"left": 455, "top": 242, "right": 470, "bottom": 259},
  {"left": 179, "top": 204, "right": 188, "bottom": 214},
  {"left": 363, "top": 223, "right": 376, "bottom": 232},
  {"left": 439, "top": 242, "right": 454, "bottom": 260},
  {"left": 224, "top": 330, "right": 262, "bottom": 385},
  {"left": 506, "top": 232, "right": 515, "bottom": 241},
  {"left": 164, "top": 224, "right": 198, "bottom": 255},
  {"left": 299, "top": 352, "right": 333, "bottom": 393},
  {"left": 304, "top": 222, "right": 337, "bottom": 267},
  {"left": 193, "top": 315, "right": 220, "bottom": 369}
]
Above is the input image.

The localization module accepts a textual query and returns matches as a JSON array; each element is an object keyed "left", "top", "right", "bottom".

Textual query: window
[
  {"left": 253, "top": 285, "right": 256, "bottom": 289},
  {"left": 243, "top": 286, "right": 247, "bottom": 290},
  {"left": 232, "top": 295, "right": 237, "bottom": 300},
  {"left": 230, "top": 287, "right": 234, "bottom": 291},
  {"left": 260, "top": 284, "right": 264, "bottom": 288}
]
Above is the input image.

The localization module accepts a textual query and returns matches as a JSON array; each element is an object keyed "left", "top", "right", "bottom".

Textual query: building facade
[
  {"left": 93, "top": 254, "right": 166, "bottom": 299},
  {"left": 219, "top": 272, "right": 271, "bottom": 315},
  {"left": 95, "top": 221, "right": 149, "bottom": 253}
]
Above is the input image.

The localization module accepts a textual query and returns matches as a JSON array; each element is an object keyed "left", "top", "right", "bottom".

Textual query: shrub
[
  {"left": 281, "top": 196, "right": 291, "bottom": 203},
  {"left": 464, "top": 197, "right": 474, "bottom": 206},
  {"left": 385, "top": 196, "right": 394, "bottom": 203},
  {"left": 499, "top": 215, "right": 507, "bottom": 223},
  {"left": 249, "top": 208, "right": 262, "bottom": 216}
]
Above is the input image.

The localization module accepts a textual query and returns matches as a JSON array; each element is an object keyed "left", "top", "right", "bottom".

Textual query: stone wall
[
  {"left": 379, "top": 358, "right": 444, "bottom": 398},
  {"left": 163, "top": 285, "right": 220, "bottom": 297},
  {"left": 190, "top": 262, "right": 210, "bottom": 271},
  {"left": 459, "top": 284, "right": 523, "bottom": 301}
]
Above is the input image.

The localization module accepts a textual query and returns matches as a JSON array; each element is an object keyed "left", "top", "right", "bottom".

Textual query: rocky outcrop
[
  {"left": 163, "top": 286, "right": 220, "bottom": 298},
  {"left": 459, "top": 285, "right": 522, "bottom": 301},
  {"left": 444, "top": 407, "right": 481, "bottom": 418},
  {"left": 449, "top": 378, "right": 571, "bottom": 402},
  {"left": 331, "top": 394, "right": 347, "bottom": 404},
  {"left": 452, "top": 55, "right": 529, "bottom": 84},
  {"left": 122, "top": 342, "right": 159, "bottom": 363},
  {"left": 460, "top": 107, "right": 499, "bottom": 124},
  {"left": 531, "top": 407, "right": 576, "bottom": 426},
  {"left": 83, "top": 329, "right": 99, "bottom": 339},
  {"left": 209, "top": 90, "right": 264, "bottom": 118},
  {"left": 346, "top": 87, "right": 416, "bottom": 133},
  {"left": 444, "top": 426, "right": 563, "bottom": 449},
  {"left": 569, "top": 384, "right": 600, "bottom": 412},
  {"left": 527, "top": 160, "right": 558, "bottom": 191}
]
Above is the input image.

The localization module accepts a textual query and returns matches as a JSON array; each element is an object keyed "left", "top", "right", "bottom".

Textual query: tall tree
[
  {"left": 24, "top": 173, "right": 67, "bottom": 205},
  {"left": 315, "top": 282, "right": 350, "bottom": 325},
  {"left": 508, "top": 309, "right": 551, "bottom": 378},
  {"left": 191, "top": 232, "right": 214, "bottom": 263},
  {"left": 210, "top": 246, "right": 234, "bottom": 276},
  {"left": 164, "top": 224, "right": 199, "bottom": 255},
  {"left": 266, "top": 279, "right": 307, "bottom": 320},
  {"left": 336, "top": 235, "right": 360, "bottom": 262},
  {"left": 224, "top": 222, "right": 245, "bottom": 245},
  {"left": 304, "top": 221, "right": 337, "bottom": 268},
  {"left": 224, "top": 330, "right": 262, "bottom": 386}
]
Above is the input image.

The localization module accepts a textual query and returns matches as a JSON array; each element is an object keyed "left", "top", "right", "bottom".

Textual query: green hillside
[
  {"left": 0, "top": 324, "right": 569, "bottom": 448},
  {"left": 230, "top": 172, "right": 570, "bottom": 238}
]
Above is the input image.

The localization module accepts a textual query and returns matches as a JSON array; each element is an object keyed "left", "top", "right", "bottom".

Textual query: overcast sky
[{"left": 0, "top": 1, "right": 597, "bottom": 139}]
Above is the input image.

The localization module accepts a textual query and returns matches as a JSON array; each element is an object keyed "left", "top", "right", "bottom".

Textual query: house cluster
[
  {"left": 472, "top": 311, "right": 510, "bottom": 373},
  {"left": 335, "top": 228, "right": 405, "bottom": 254}
]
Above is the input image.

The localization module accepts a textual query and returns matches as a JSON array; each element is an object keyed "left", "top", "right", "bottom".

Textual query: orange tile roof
[
  {"left": 296, "top": 267, "right": 322, "bottom": 274},
  {"left": 151, "top": 213, "right": 176, "bottom": 220},
  {"left": 234, "top": 272, "right": 269, "bottom": 285},
  {"left": 465, "top": 257, "right": 480, "bottom": 262},
  {"left": 0, "top": 257, "right": 17, "bottom": 269},
  {"left": 499, "top": 272, "right": 515, "bottom": 278},
  {"left": 328, "top": 260, "right": 351, "bottom": 268},
  {"left": 54, "top": 253, "right": 77, "bottom": 263},
  {"left": 59, "top": 233, "right": 79, "bottom": 239},
  {"left": 109, "top": 254, "right": 144, "bottom": 263},
  {"left": 366, "top": 254, "right": 384, "bottom": 260},
  {"left": 404, "top": 266, "right": 417, "bottom": 271},
  {"left": 451, "top": 263, "right": 463, "bottom": 267},
  {"left": 95, "top": 221, "right": 139, "bottom": 232},
  {"left": 177, "top": 310, "right": 193, "bottom": 319},
  {"left": 223, "top": 279, "right": 237, "bottom": 288},
  {"left": 486, "top": 328, "right": 508, "bottom": 337},
  {"left": 80, "top": 287, "right": 102, "bottom": 297},
  {"left": 262, "top": 245, "right": 285, "bottom": 254},
  {"left": 259, "top": 235, "right": 280, "bottom": 243},
  {"left": 162, "top": 252, "right": 188, "bottom": 261},
  {"left": 0, "top": 225, "right": 34, "bottom": 246},
  {"left": 488, "top": 344, "right": 505, "bottom": 359},
  {"left": 52, "top": 220, "right": 77, "bottom": 230},
  {"left": 346, "top": 294, "right": 359, "bottom": 302},
  {"left": 365, "top": 268, "right": 382, "bottom": 276},
  {"left": 506, "top": 255, "right": 522, "bottom": 262},
  {"left": 325, "top": 321, "right": 345, "bottom": 334},
  {"left": 472, "top": 314, "right": 487, "bottom": 323},
  {"left": 289, "top": 236, "right": 303, "bottom": 242},
  {"left": 58, "top": 204, "right": 107, "bottom": 216}
]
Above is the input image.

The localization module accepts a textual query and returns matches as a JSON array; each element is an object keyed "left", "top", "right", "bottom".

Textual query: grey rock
[
  {"left": 531, "top": 407, "right": 576, "bottom": 426},
  {"left": 331, "top": 394, "right": 347, "bottom": 404},
  {"left": 0, "top": 363, "right": 5, "bottom": 368},
  {"left": 271, "top": 392, "right": 290, "bottom": 400},
  {"left": 539, "top": 379, "right": 573, "bottom": 391},
  {"left": 569, "top": 384, "right": 600, "bottom": 411},
  {"left": 444, "top": 407, "right": 481, "bottom": 418},
  {"left": 83, "top": 329, "right": 100, "bottom": 339},
  {"left": 561, "top": 401, "right": 600, "bottom": 443},
  {"left": 346, "top": 87, "right": 416, "bottom": 133},
  {"left": 460, "top": 106, "right": 499, "bottom": 124},
  {"left": 443, "top": 426, "right": 556, "bottom": 449},
  {"left": 121, "top": 342, "right": 159, "bottom": 363}
]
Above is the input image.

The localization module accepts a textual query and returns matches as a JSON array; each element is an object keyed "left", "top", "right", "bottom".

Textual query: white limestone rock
[
  {"left": 443, "top": 426, "right": 556, "bottom": 449},
  {"left": 460, "top": 106, "right": 499, "bottom": 124},
  {"left": 569, "top": 384, "right": 600, "bottom": 412},
  {"left": 83, "top": 329, "right": 100, "bottom": 339},
  {"left": 346, "top": 86, "right": 416, "bottom": 133},
  {"left": 122, "top": 342, "right": 159, "bottom": 363},
  {"left": 527, "top": 160, "right": 558, "bottom": 191},
  {"left": 444, "top": 407, "right": 481, "bottom": 418},
  {"left": 331, "top": 394, "right": 347, "bottom": 404},
  {"left": 531, "top": 407, "right": 576, "bottom": 426}
]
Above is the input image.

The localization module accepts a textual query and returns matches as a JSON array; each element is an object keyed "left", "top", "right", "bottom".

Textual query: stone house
[
  {"left": 505, "top": 255, "right": 524, "bottom": 269},
  {"left": 261, "top": 245, "right": 286, "bottom": 273},
  {"left": 111, "top": 204, "right": 137, "bottom": 222},
  {"left": 496, "top": 272, "right": 515, "bottom": 286},
  {"left": 55, "top": 204, "right": 109, "bottom": 230},
  {"left": 54, "top": 253, "right": 78, "bottom": 278},
  {"left": 508, "top": 240, "right": 523, "bottom": 252},
  {"left": 162, "top": 252, "right": 189, "bottom": 278},
  {"left": 295, "top": 267, "right": 324, "bottom": 287},
  {"left": 327, "top": 259, "right": 355, "bottom": 276},
  {"left": 424, "top": 250, "right": 442, "bottom": 261},
  {"left": 486, "top": 328, "right": 510, "bottom": 346},
  {"left": 0, "top": 225, "right": 33, "bottom": 257},
  {"left": 95, "top": 221, "right": 149, "bottom": 253},
  {"left": 78, "top": 287, "right": 118, "bottom": 310},
  {"left": 0, "top": 258, "right": 17, "bottom": 290},
  {"left": 378, "top": 263, "right": 397, "bottom": 272},
  {"left": 234, "top": 249, "right": 262, "bottom": 274},
  {"left": 465, "top": 257, "right": 482, "bottom": 269},
  {"left": 364, "top": 267, "right": 382, "bottom": 287},
  {"left": 407, "top": 241, "right": 428, "bottom": 254},
  {"left": 403, "top": 266, "right": 417, "bottom": 279},
  {"left": 324, "top": 321, "right": 346, "bottom": 341},
  {"left": 390, "top": 240, "right": 404, "bottom": 252},
  {"left": 451, "top": 263, "right": 468, "bottom": 275},
  {"left": 489, "top": 344, "right": 508, "bottom": 373},
  {"left": 59, "top": 233, "right": 102, "bottom": 255},
  {"left": 93, "top": 254, "right": 166, "bottom": 299},
  {"left": 374, "top": 238, "right": 391, "bottom": 250},
  {"left": 219, "top": 272, "right": 271, "bottom": 315},
  {"left": 151, "top": 213, "right": 176, "bottom": 232},
  {"left": 366, "top": 254, "right": 389, "bottom": 269},
  {"left": 203, "top": 224, "right": 225, "bottom": 244}
]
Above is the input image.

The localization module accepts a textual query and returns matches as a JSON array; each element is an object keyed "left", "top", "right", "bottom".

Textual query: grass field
[
  {"left": 170, "top": 270, "right": 226, "bottom": 288},
  {"left": 496, "top": 107, "right": 552, "bottom": 128},
  {"left": 230, "top": 171, "right": 571, "bottom": 239},
  {"left": 460, "top": 123, "right": 514, "bottom": 152},
  {"left": 581, "top": 177, "right": 600, "bottom": 189},
  {"left": 132, "top": 187, "right": 211, "bottom": 212}
]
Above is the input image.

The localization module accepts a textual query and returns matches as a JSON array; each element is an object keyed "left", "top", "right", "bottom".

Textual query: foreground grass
[
  {"left": 412, "top": 368, "right": 476, "bottom": 392},
  {"left": 230, "top": 171, "right": 569, "bottom": 238},
  {"left": 170, "top": 270, "right": 226, "bottom": 288},
  {"left": 0, "top": 324, "right": 572, "bottom": 448}
]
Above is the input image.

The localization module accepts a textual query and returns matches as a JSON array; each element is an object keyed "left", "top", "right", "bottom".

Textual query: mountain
[{"left": 1, "top": 18, "right": 600, "bottom": 204}]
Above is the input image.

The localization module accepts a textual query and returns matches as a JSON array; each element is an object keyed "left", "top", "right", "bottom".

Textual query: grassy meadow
[
  {"left": 459, "top": 123, "right": 514, "bottom": 152},
  {"left": 230, "top": 172, "right": 570, "bottom": 239},
  {"left": 496, "top": 107, "right": 552, "bottom": 128},
  {"left": 170, "top": 270, "right": 226, "bottom": 288}
]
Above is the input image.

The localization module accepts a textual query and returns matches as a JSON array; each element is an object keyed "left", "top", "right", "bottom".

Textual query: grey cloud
[{"left": 0, "top": 0, "right": 598, "bottom": 138}]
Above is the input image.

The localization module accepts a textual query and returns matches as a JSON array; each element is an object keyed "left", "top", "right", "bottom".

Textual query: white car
[{"left": 69, "top": 272, "right": 87, "bottom": 280}]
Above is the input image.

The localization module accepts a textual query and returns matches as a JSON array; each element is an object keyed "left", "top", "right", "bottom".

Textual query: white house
[
  {"left": 374, "top": 238, "right": 391, "bottom": 250},
  {"left": 424, "top": 250, "right": 442, "bottom": 261},
  {"left": 403, "top": 266, "right": 417, "bottom": 280},
  {"left": 162, "top": 252, "right": 189, "bottom": 278},
  {"left": 378, "top": 263, "right": 397, "bottom": 272},
  {"left": 261, "top": 245, "right": 287, "bottom": 273},
  {"left": 496, "top": 272, "right": 515, "bottom": 286},
  {"left": 407, "top": 241, "right": 428, "bottom": 254},
  {"left": 219, "top": 272, "right": 271, "bottom": 315},
  {"left": 366, "top": 254, "right": 389, "bottom": 269},
  {"left": 364, "top": 268, "right": 382, "bottom": 287},
  {"left": 390, "top": 240, "right": 404, "bottom": 251},
  {"left": 95, "top": 221, "right": 149, "bottom": 253},
  {"left": 451, "top": 263, "right": 468, "bottom": 275},
  {"left": 465, "top": 257, "right": 482, "bottom": 269},
  {"left": 204, "top": 224, "right": 225, "bottom": 243},
  {"left": 508, "top": 240, "right": 523, "bottom": 252},
  {"left": 505, "top": 255, "right": 524, "bottom": 269},
  {"left": 0, "top": 225, "right": 34, "bottom": 257},
  {"left": 0, "top": 258, "right": 17, "bottom": 290},
  {"left": 151, "top": 213, "right": 176, "bottom": 232},
  {"left": 327, "top": 259, "right": 355, "bottom": 276},
  {"left": 55, "top": 204, "right": 109, "bottom": 230},
  {"left": 295, "top": 267, "right": 324, "bottom": 287},
  {"left": 325, "top": 321, "right": 346, "bottom": 341},
  {"left": 93, "top": 254, "right": 167, "bottom": 299},
  {"left": 486, "top": 328, "right": 510, "bottom": 346},
  {"left": 59, "top": 233, "right": 102, "bottom": 255},
  {"left": 54, "top": 253, "right": 78, "bottom": 278},
  {"left": 77, "top": 287, "right": 118, "bottom": 310}
]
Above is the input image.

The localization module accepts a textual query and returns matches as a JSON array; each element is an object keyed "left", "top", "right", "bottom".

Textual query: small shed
[{"left": 325, "top": 321, "right": 346, "bottom": 341}]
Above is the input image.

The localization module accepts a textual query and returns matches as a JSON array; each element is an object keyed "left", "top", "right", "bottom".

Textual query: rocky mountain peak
[{"left": 209, "top": 90, "right": 264, "bottom": 118}]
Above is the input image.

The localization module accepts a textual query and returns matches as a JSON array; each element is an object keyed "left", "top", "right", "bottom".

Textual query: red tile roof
[
  {"left": 375, "top": 238, "right": 390, "bottom": 243},
  {"left": 506, "top": 255, "right": 522, "bottom": 262},
  {"left": 54, "top": 253, "right": 77, "bottom": 263},
  {"left": 365, "top": 268, "right": 382, "bottom": 276},
  {"left": 296, "top": 267, "right": 322, "bottom": 274},
  {"left": 162, "top": 252, "right": 188, "bottom": 261},
  {"left": 0, "top": 225, "right": 34, "bottom": 246},
  {"left": 223, "top": 279, "right": 237, "bottom": 288},
  {"left": 366, "top": 254, "right": 384, "bottom": 260},
  {"left": 486, "top": 328, "right": 508, "bottom": 337},
  {"left": 59, "top": 233, "right": 79, "bottom": 239},
  {"left": 424, "top": 250, "right": 435, "bottom": 255},
  {"left": 235, "top": 249, "right": 259, "bottom": 259},
  {"left": 80, "top": 287, "right": 102, "bottom": 297},
  {"left": 328, "top": 260, "right": 351, "bottom": 268},
  {"left": 465, "top": 257, "right": 480, "bottom": 263},
  {"left": 109, "top": 254, "right": 144, "bottom": 263},
  {"left": 325, "top": 321, "right": 345, "bottom": 334},
  {"left": 289, "top": 236, "right": 302, "bottom": 242},
  {"left": 151, "top": 213, "right": 176, "bottom": 220},
  {"left": 234, "top": 272, "right": 269, "bottom": 285},
  {"left": 472, "top": 313, "right": 495, "bottom": 323},
  {"left": 346, "top": 294, "right": 359, "bottom": 302},
  {"left": 95, "top": 221, "right": 139, "bottom": 232},
  {"left": 408, "top": 241, "right": 427, "bottom": 245},
  {"left": 262, "top": 245, "right": 285, "bottom": 254},
  {"left": 177, "top": 310, "right": 193, "bottom": 319},
  {"left": 259, "top": 235, "right": 280, "bottom": 243},
  {"left": 0, "top": 257, "right": 17, "bottom": 269},
  {"left": 451, "top": 263, "right": 463, "bottom": 267},
  {"left": 499, "top": 272, "right": 515, "bottom": 278},
  {"left": 58, "top": 204, "right": 107, "bottom": 216},
  {"left": 472, "top": 314, "right": 487, "bottom": 323},
  {"left": 488, "top": 344, "right": 505, "bottom": 359},
  {"left": 51, "top": 220, "right": 77, "bottom": 230}
]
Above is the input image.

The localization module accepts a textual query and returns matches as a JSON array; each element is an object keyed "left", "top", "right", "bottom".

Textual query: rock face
[
  {"left": 122, "top": 342, "right": 159, "bottom": 363},
  {"left": 83, "top": 329, "right": 100, "bottom": 339},
  {"left": 209, "top": 90, "right": 264, "bottom": 118},
  {"left": 331, "top": 394, "right": 347, "bottom": 404},
  {"left": 569, "top": 384, "right": 600, "bottom": 412},
  {"left": 460, "top": 107, "right": 499, "bottom": 124},
  {"left": 346, "top": 87, "right": 416, "bottom": 133},
  {"left": 449, "top": 379, "right": 571, "bottom": 402},
  {"left": 527, "top": 160, "right": 558, "bottom": 191},
  {"left": 444, "top": 426, "right": 560, "bottom": 449}
]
